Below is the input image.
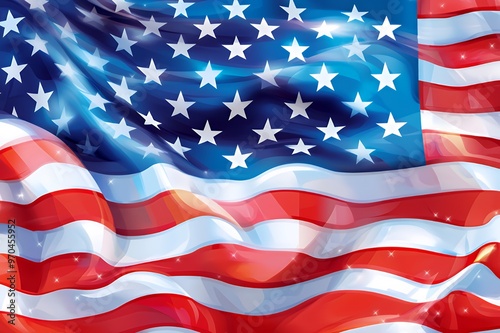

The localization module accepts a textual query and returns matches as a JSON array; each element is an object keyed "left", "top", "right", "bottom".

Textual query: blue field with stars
[{"left": 0, "top": 0, "right": 423, "bottom": 179}]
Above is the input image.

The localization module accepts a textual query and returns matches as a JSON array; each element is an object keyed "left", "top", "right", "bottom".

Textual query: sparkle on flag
[{"left": 1, "top": 0, "right": 500, "bottom": 332}]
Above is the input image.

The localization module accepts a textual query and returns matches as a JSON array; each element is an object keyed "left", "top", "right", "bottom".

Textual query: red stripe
[
  {"left": 3, "top": 243, "right": 499, "bottom": 293},
  {"left": 0, "top": 139, "right": 82, "bottom": 181},
  {"left": 2, "top": 291, "right": 499, "bottom": 333},
  {"left": 205, "top": 190, "right": 497, "bottom": 229},
  {"left": 0, "top": 190, "right": 115, "bottom": 232},
  {"left": 419, "top": 34, "right": 500, "bottom": 68},
  {"left": 420, "top": 81, "right": 500, "bottom": 113},
  {"left": 418, "top": 0, "right": 500, "bottom": 18},
  {"left": 424, "top": 131, "right": 500, "bottom": 168},
  {"left": 2, "top": 189, "right": 499, "bottom": 235}
]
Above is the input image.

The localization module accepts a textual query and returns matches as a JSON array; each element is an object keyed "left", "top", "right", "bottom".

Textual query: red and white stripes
[
  {"left": 418, "top": 1, "right": 500, "bottom": 168},
  {"left": 2, "top": 115, "right": 500, "bottom": 332}
]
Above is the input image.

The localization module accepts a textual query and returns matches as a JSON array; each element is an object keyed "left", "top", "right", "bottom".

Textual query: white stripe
[
  {"left": 0, "top": 264, "right": 497, "bottom": 320},
  {"left": 0, "top": 163, "right": 99, "bottom": 204},
  {"left": 419, "top": 60, "right": 500, "bottom": 87},
  {"left": 418, "top": 11, "right": 500, "bottom": 46},
  {"left": 4, "top": 217, "right": 500, "bottom": 264},
  {"left": 422, "top": 110, "right": 500, "bottom": 140},
  {"left": 85, "top": 162, "right": 500, "bottom": 203},
  {"left": 5, "top": 161, "right": 500, "bottom": 205},
  {"left": 0, "top": 118, "right": 46, "bottom": 150},
  {"left": 343, "top": 323, "right": 440, "bottom": 333},
  {"left": 139, "top": 329, "right": 198, "bottom": 333}
]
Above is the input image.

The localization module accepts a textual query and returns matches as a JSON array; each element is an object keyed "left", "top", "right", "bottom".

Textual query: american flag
[{"left": 0, "top": 0, "right": 499, "bottom": 331}]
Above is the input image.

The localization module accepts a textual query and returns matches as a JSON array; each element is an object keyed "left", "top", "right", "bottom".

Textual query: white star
[
  {"left": 310, "top": 63, "right": 338, "bottom": 91},
  {"left": 167, "top": 91, "right": 194, "bottom": 118},
  {"left": 312, "top": 21, "right": 337, "bottom": 39},
  {"left": 223, "top": 37, "right": 251, "bottom": 60},
  {"left": 193, "top": 121, "right": 221, "bottom": 145},
  {"left": 77, "top": 7, "right": 105, "bottom": 25},
  {"left": 254, "top": 61, "right": 281, "bottom": 87},
  {"left": 224, "top": 90, "right": 252, "bottom": 120},
  {"left": 140, "top": 15, "right": 166, "bottom": 36},
  {"left": 196, "top": 61, "right": 222, "bottom": 88},
  {"left": 0, "top": 11, "right": 24, "bottom": 37},
  {"left": 167, "top": 35, "right": 195, "bottom": 58},
  {"left": 285, "top": 92, "right": 312, "bottom": 119},
  {"left": 55, "top": 22, "right": 77, "bottom": 42},
  {"left": 251, "top": 18, "right": 278, "bottom": 39},
  {"left": 342, "top": 5, "right": 367, "bottom": 22},
  {"left": 253, "top": 119, "right": 282, "bottom": 143},
  {"left": 111, "top": 29, "right": 137, "bottom": 56},
  {"left": 347, "top": 140, "right": 375, "bottom": 164},
  {"left": 138, "top": 59, "right": 166, "bottom": 84},
  {"left": 343, "top": 35, "right": 369, "bottom": 61},
  {"left": 138, "top": 111, "right": 162, "bottom": 130},
  {"left": 87, "top": 49, "right": 109, "bottom": 70},
  {"left": 138, "top": 143, "right": 162, "bottom": 158},
  {"left": 282, "top": 38, "right": 309, "bottom": 62},
  {"left": 373, "top": 17, "right": 401, "bottom": 40},
  {"left": 223, "top": 0, "right": 249, "bottom": 19},
  {"left": 56, "top": 62, "right": 78, "bottom": 79},
  {"left": 2, "top": 57, "right": 26, "bottom": 84},
  {"left": 377, "top": 113, "right": 406, "bottom": 138},
  {"left": 169, "top": 0, "right": 194, "bottom": 18},
  {"left": 24, "top": 0, "right": 47, "bottom": 10},
  {"left": 108, "top": 77, "right": 136, "bottom": 104},
  {"left": 194, "top": 16, "right": 220, "bottom": 39},
  {"left": 84, "top": 92, "right": 109, "bottom": 111},
  {"left": 112, "top": 0, "right": 132, "bottom": 13},
  {"left": 77, "top": 135, "right": 99, "bottom": 155},
  {"left": 287, "top": 138, "right": 315, "bottom": 155},
  {"left": 107, "top": 118, "right": 135, "bottom": 139},
  {"left": 317, "top": 118, "right": 344, "bottom": 140},
  {"left": 11, "top": 107, "right": 18, "bottom": 117},
  {"left": 52, "top": 109, "right": 72, "bottom": 135},
  {"left": 342, "top": 92, "right": 372, "bottom": 117},
  {"left": 372, "top": 63, "right": 400, "bottom": 91},
  {"left": 223, "top": 145, "right": 252, "bottom": 169},
  {"left": 167, "top": 137, "right": 190, "bottom": 159},
  {"left": 25, "top": 34, "right": 48, "bottom": 55},
  {"left": 28, "top": 83, "right": 53, "bottom": 112},
  {"left": 280, "top": 0, "right": 305, "bottom": 22}
]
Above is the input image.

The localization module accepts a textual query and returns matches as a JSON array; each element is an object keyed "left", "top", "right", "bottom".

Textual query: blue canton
[{"left": 0, "top": 0, "right": 423, "bottom": 179}]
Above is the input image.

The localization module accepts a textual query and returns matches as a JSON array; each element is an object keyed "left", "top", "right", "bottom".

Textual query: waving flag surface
[{"left": 1, "top": 0, "right": 500, "bottom": 332}]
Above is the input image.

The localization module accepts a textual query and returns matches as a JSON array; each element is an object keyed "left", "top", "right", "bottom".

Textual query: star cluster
[{"left": 0, "top": 0, "right": 423, "bottom": 178}]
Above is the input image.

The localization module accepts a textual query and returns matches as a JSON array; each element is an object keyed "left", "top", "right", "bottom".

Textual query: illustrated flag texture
[{"left": 0, "top": 0, "right": 500, "bottom": 332}]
